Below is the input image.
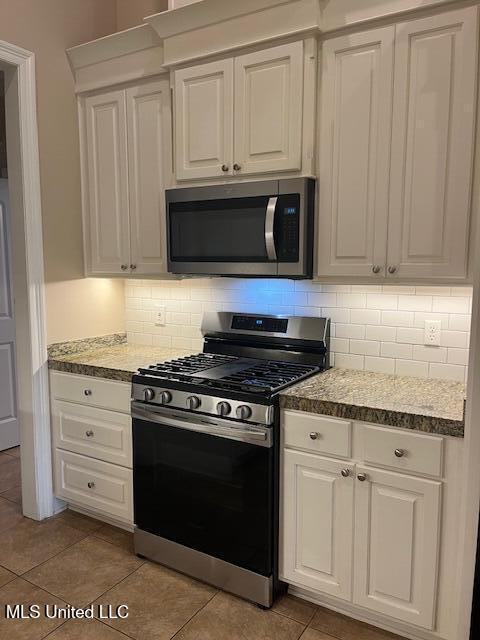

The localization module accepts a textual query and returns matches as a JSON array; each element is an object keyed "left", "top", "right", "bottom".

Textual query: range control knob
[
  {"left": 236, "top": 405, "right": 252, "bottom": 420},
  {"left": 187, "top": 396, "right": 201, "bottom": 410},
  {"left": 143, "top": 388, "right": 155, "bottom": 402},
  {"left": 216, "top": 401, "right": 231, "bottom": 417},
  {"left": 160, "top": 391, "right": 172, "bottom": 405}
]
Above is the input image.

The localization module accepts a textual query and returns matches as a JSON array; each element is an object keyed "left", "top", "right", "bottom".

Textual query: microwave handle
[{"left": 265, "top": 196, "right": 278, "bottom": 261}]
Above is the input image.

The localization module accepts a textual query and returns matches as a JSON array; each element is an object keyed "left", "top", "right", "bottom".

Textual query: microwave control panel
[{"left": 275, "top": 194, "right": 300, "bottom": 262}]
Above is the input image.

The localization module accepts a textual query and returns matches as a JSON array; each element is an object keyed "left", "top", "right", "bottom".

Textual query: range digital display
[{"left": 231, "top": 315, "right": 288, "bottom": 333}]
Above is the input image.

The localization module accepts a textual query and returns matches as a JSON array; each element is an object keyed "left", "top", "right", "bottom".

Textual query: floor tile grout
[{"left": 170, "top": 589, "right": 219, "bottom": 639}]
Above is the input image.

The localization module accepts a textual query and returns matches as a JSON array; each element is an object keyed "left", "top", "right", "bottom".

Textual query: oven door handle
[
  {"left": 131, "top": 402, "right": 272, "bottom": 448},
  {"left": 265, "top": 196, "right": 278, "bottom": 261}
]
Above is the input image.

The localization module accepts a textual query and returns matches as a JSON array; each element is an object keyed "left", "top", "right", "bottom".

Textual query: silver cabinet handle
[
  {"left": 357, "top": 473, "right": 368, "bottom": 482},
  {"left": 341, "top": 468, "right": 351, "bottom": 478},
  {"left": 233, "top": 163, "right": 242, "bottom": 171},
  {"left": 372, "top": 265, "right": 382, "bottom": 274},
  {"left": 130, "top": 264, "right": 137, "bottom": 271},
  {"left": 394, "top": 448, "right": 406, "bottom": 458},
  {"left": 84, "top": 389, "right": 92, "bottom": 396},
  {"left": 265, "top": 197, "right": 278, "bottom": 261},
  {"left": 87, "top": 481, "right": 95, "bottom": 489},
  {"left": 85, "top": 430, "right": 94, "bottom": 438},
  {"left": 388, "top": 265, "right": 398, "bottom": 274},
  {"left": 309, "top": 432, "right": 320, "bottom": 440},
  {"left": 121, "top": 264, "right": 128, "bottom": 271},
  {"left": 221, "top": 164, "right": 229, "bottom": 172}
]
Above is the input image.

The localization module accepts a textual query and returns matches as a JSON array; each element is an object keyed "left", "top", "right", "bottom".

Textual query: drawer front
[
  {"left": 54, "top": 449, "right": 133, "bottom": 523},
  {"left": 362, "top": 424, "right": 443, "bottom": 477},
  {"left": 50, "top": 371, "right": 131, "bottom": 413},
  {"left": 53, "top": 401, "right": 132, "bottom": 468},
  {"left": 283, "top": 410, "right": 352, "bottom": 458}
]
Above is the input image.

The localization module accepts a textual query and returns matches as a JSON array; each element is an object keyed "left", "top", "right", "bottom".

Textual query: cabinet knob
[
  {"left": 84, "top": 389, "right": 92, "bottom": 396},
  {"left": 221, "top": 164, "right": 229, "bottom": 172},
  {"left": 87, "top": 481, "right": 95, "bottom": 489},
  {"left": 388, "top": 265, "right": 398, "bottom": 274},
  {"left": 357, "top": 473, "right": 368, "bottom": 482},
  {"left": 372, "top": 265, "right": 382, "bottom": 274},
  {"left": 309, "top": 432, "right": 320, "bottom": 440},
  {"left": 85, "top": 430, "right": 94, "bottom": 438},
  {"left": 341, "top": 468, "right": 351, "bottom": 478},
  {"left": 130, "top": 264, "right": 137, "bottom": 271},
  {"left": 233, "top": 163, "right": 242, "bottom": 171},
  {"left": 121, "top": 264, "right": 128, "bottom": 271},
  {"left": 394, "top": 448, "right": 406, "bottom": 458}
]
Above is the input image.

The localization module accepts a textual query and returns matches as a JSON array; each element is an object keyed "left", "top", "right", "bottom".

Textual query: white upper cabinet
[
  {"left": 173, "top": 41, "right": 307, "bottom": 181},
  {"left": 234, "top": 42, "right": 303, "bottom": 175},
  {"left": 81, "top": 77, "right": 172, "bottom": 277},
  {"left": 387, "top": 7, "right": 477, "bottom": 280},
  {"left": 353, "top": 465, "right": 442, "bottom": 629},
  {"left": 127, "top": 80, "right": 172, "bottom": 275},
  {"left": 84, "top": 90, "right": 130, "bottom": 275},
  {"left": 318, "top": 6, "right": 478, "bottom": 282},
  {"left": 174, "top": 59, "right": 234, "bottom": 180},
  {"left": 318, "top": 27, "right": 394, "bottom": 278},
  {"left": 282, "top": 449, "right": 354, "bottom": 601}
]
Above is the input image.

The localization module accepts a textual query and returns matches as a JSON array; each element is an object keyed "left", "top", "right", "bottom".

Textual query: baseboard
[{"left": 67, "top": 503, "right": 134, "bottom": 532}]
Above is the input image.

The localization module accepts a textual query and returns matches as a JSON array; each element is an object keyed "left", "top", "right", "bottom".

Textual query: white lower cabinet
[
  {"left": 282, "top": 414, "right": 444, "bottom": 633},
  {"left": 50, "top": 371, "right": 133, "bottom": 526},
  {"left": 354, "top": 465, "right": 441, "bottom": 629},
  {"left": 282, "top": 450, "right": 354, "bottom": 600}
]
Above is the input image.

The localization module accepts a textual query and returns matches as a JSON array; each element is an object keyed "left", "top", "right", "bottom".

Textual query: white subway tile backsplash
[
  {"left": 432, "top": 297, "right": 470, "bottom": 314},
  {"left": 350, "top": 340, "right": 380, "bottom": 356},
  {"left": 412, "top": 345, "right": 448, "bottom": 363},
  {"left": 395, "top": 360, "right": 429, "bottom": 378},
  {"left": 365, "top": 356, "right": 395, "bottom": 374},
  {"left": 125, "top": 280, "right": 472, "bottom": 382},
  {"left": 381, "top": 342, "right": 413, "bottom": 360}
]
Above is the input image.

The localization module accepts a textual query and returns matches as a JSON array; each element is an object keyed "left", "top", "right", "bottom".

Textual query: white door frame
[{"left": 0, "top": 40, "right": 53, "bottom": 520}]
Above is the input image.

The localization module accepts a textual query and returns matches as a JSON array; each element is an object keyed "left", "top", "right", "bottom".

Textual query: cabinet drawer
[
  {"left": 50, "top": 371, "right": 130, "bottom": 413},
  {"left": 54, "top": 449, "right": 133, "bottom": 523},
  {"left": 283, "top": 410, "right": 351, "bottom": 458},
  {"left": 362, "top": 424, "right": 443, "bottom": 477},
  {"left": 52, "top": 401, "right": 132, "bottom": 468}
]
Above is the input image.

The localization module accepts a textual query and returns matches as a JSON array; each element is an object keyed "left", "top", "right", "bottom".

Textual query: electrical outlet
[
  {"left": 424, "top": 320, "right": 441, "bottom": 346},
  {"left": 154, "top": 305, "right": 166, "bottom": 327}
]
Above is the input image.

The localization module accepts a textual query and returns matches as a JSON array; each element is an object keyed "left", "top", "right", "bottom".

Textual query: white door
[
  {"left": 234, "top": 42, "right": 303, "bottom": 176},
  {"left": 0, "top": 179, "right": 19, "bottom": 451},
  {"left": 387, "top": 7, "right": 478, "bottom": 280},
  {"left": 84, "top": 89, "right": 130, "bottom": 275},
  {"left": 353, "top": 465, "right": 441, "bottom": 629},
  {"left": 282, "top": 449, "right": 354, "bottom": 601},
  {"left": 317, "top": 27, "right": 394, "bottom": 278},
  {"left": 126, "top": 79, "right": 172, "bottom": 275},
  {"left": 174, "top": 59, "right": 234, "bottom": 180}
]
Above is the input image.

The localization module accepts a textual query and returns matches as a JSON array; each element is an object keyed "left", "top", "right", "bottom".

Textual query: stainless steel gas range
[{"left": 131, "top": 312, "right": 330, "bottom": 608}]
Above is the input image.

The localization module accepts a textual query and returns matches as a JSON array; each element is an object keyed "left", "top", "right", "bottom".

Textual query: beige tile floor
[{"left": 0, "top": 446, "right": 407, "bottom": 640}]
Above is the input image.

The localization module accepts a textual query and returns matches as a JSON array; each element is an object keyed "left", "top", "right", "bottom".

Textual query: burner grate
[
  {"left": 138, "top": 353, "right": 237, "bottom": 377},
  {"left": 218, "top": 361, "right": 318, "bottom": 393}
]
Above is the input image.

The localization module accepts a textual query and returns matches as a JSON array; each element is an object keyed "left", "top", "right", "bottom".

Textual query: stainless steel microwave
[{"left": 166, "top": 178, "right": 315, "bottom": 278}]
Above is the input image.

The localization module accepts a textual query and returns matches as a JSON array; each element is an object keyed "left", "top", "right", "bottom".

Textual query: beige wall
[
  {"left": 116, "top": 0, "right": 168, "bottom": 30},
  {"left": 0, "top": 0, "right": 126, "bottom": 343}
]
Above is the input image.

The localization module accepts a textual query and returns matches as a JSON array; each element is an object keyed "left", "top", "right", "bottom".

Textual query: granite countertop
[
  {"left": 48, "top": 334, "right": 193, "bottom": 383},
  {"left": 280, "top": 368, "right": 466, "bottom": 437}
]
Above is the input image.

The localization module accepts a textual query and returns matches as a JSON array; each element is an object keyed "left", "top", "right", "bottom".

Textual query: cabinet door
[
  {"left": 174, "top": 59, "right": 233, "bottom": 180},
  {"left": 387, "top": 7, "right": 478, "bottom": 280},
  {"left": 234, "top": 42, "right": 303, "bottom": 175},
  {"left": 317, "top": 27, "right": 394, "bottom": 278},
  {"left": 282, "top": 449, "right": 354, "bottom": 601},
  {"left": 84, "top": 90, "right": 130, "bottom": 275},
  {"left": 126, "top": 79, "right": 172, "bottom": 275},
  {"left": 354, "top": 465, "right": 441, "bottom": 629}
]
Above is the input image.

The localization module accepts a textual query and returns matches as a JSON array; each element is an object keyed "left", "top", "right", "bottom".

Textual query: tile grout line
[{"left": 170, "top": 589, "right": 220, "bottom": 640}]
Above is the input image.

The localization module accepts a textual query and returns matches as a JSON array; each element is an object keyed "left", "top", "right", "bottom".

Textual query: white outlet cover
[{"left": 424, "top": 320, "right": 442, "bottom": 346}]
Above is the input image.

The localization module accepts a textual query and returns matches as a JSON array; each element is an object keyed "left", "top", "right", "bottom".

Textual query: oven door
[{"left": 132, "top": 403, "right": 274, "bottom": 577}]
